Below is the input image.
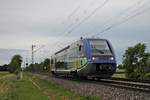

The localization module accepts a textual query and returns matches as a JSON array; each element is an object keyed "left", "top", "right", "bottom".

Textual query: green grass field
[
  {"left": 0, "top": 71, "right": 9, "bottom": 78},
  {"left": 112, "top": 73, "right": 126, "bottom": 78},
  {"left": 112, "top": 71, "right": 126, "bottom": 78},
  {"left": 0, "top": 72, "right": 100, "bottom": 100}
]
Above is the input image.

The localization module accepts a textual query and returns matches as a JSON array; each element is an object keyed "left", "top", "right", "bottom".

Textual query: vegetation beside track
[
  {"left": 0, "top": 72, "right": 48, "bottom": 100},
  {"left": 0, "top": 72, "right": 100, "bottom": 100},
  {"left": 112, "top": 70, "right": 126, "bottom": 78},
  {"left": 112, "top": 73, "right": 126, "bottom": 78},
  {"left": 0, "top": 71, "right": 9, "bottom": 77}
]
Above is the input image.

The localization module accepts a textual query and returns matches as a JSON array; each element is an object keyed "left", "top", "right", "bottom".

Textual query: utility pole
[
  {"left": 31, "top": 44, "right": 47, "bottom": 66},
  {"left": 32, "top": 45, "right": 36, "bottom": 65},
  {"left": 25, "top": 58, "right": 28, "bottom": 68}
]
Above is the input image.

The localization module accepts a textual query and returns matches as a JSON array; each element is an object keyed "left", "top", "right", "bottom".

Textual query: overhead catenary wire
[
  {"left": 54, "top": 0, "right": 146, "bottom": 48},
  {"left": 66, "top": 0, "right": 105, "bottom": 30},
  {"left": 48, "top": 0, "right": 148, "bottom": 54},
  {"left": 68, "top": 5, "right": 81, "bottom": 19},
  {"left": 45, "top": 0, "right": 146, "bottom": 47},
  {"left": 31, "top": 4, "right": 83, "bottom": 55},
  {"left": 33, "top": 45, "right": 45, "bottom": 53},
  {"left": 86, "top": 0, "right": 144, "bottom": 37},
  {"left": 51, "top": 0, "right": 110, "bottom": 50},
  {"left": 55, "top": 0, "right": 150, "bottom": 52},
  {"left": 67, "top": 0, "right": 110, "bottom": 34},
  {"left": 31, "top": 4, "right": 82, "bottom": 56},
  {"left": 92, "top": 3, "right": 150, "bottom": 37},
  {"left": 57, "top": 0, "right": 109, "bottom": 39},
  {"left": 34, "top": 0, "right": 150, "bottom": 61},
  {"left": 33, "top": 0, "right": 110, "bottom": 54}
]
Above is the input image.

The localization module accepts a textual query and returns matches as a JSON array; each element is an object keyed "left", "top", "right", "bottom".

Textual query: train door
[
  {"left": 51, "top": 56, "right": 56, "bottom": 74},
  {"left": 77, "top": 40, "right": 87, "bottom": 69}
]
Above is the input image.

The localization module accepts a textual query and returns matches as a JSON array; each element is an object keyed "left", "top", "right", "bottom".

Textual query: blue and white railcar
[{"left": 51, "top": 38, "right": 116, "bottom": 78}]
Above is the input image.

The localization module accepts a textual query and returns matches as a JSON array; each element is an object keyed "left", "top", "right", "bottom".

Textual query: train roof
[
  {"left": 86, "top": 38, "right": 107, "bottom": 40},
  {"left": 54, "top": 38, "right": 108, "bottom": 55},
  {"left": 55, "top": 45, "right": 70, "bottom": 55}
]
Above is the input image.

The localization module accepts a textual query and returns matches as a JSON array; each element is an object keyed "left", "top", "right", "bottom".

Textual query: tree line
[
  {"left": 0, "top": 55, "right": 22, "bottom": 73},
  {"left": 0, "top": 55, "right": 50, "bottom": 74},
  {"left": 0, "top": 64, "right": 8, "bottom": 71},
  {"left": 25, "top": 58, "right": 50, "bottom": 73}
]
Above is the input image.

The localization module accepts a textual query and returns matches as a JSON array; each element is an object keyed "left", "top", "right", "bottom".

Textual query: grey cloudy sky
[{"left": 0, "top": 0, "right": 150, "bottom": 65}]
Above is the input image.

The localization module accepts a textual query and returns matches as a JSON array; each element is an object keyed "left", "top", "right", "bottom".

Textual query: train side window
[
  {"left": 79, "top": 45, "right": 82, "bottom": 51},
  {"left": 51, "top": 59, "right": 53, "bottom": 64}
]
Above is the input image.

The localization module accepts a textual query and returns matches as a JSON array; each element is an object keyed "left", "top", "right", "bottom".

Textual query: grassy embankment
[
  {"left": 0, "top": 72, "right": 100, "bottom": 100},
  {"left": 0, "top": 71, "right": 9, "bottom": 77}
]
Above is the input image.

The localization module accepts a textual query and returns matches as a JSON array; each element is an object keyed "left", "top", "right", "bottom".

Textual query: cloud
[
  {"left": 0, "top": 0, "right": 150, "bottom": 64},
  {"left": 0, "top": 48, "right": 28, "bottom": 65}
]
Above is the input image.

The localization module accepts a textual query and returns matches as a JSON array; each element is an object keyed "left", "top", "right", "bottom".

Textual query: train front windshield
[{"left": 89, "top": 39, "right": 112, "bottom": 56}]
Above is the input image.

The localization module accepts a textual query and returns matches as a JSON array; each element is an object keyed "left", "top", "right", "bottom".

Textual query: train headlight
[
  {"left": 92, "top": 57, "right": 99, "bottom": 60},
  {"left": 109, "top": 57, "right": 114, "bottom": 60},
  {"left": 92, "top": 57, "right": 96, "bottom": 60}
]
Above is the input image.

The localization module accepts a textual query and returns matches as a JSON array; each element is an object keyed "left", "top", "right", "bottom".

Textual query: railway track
[
  {"left": 88, "top": 78, "right": 150, "bottom": 93},
  {"left": 32, "top": 72, "right": 150, "bottom": 93}
]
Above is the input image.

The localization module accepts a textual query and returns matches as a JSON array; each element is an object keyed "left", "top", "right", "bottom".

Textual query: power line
[
  {"left": 91, "top": 0, "right": 144, "bottom": 32},
  {"left": 92, "top": 4, "right": 150, "bottom": 37},
  {"left": 33, "top": 45, "right": 45, "bottom": 53},
  {"left": 83, "top": 0, "right": 149, "bottom": 37},
  {"left": 33, "top": 0, "right": 110, "bottom": 54},
  {"left": 34, "top": 0, "right": 150, "bottom": 59},
  {"left": 68, "top": 5, "right": 81, "bottom": 19},
  {"left": 51, "top": 0, "right": 110, "bottom": 50},
  {"left": 67, "top": 0, "right": 110, "bottom": 34},
  {"left": 49, "top": 0, "right": 146, "bottom": 54},
  {"left": 56, "top": 0, "right": 150, "bottom": 49},
  {"left": 66, "top": 0, "right": 104, "bottom": 30}
]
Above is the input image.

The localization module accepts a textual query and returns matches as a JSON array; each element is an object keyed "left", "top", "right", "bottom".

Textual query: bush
[{"left": 123, "top": 43, "right": 150, "bottom": 79}]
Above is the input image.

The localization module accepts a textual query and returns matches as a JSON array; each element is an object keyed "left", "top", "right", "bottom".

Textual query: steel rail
[{"left": 91, "top": 78, "right": 150, "bottom": 93}]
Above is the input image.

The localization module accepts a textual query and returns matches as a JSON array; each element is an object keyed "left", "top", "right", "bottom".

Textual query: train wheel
[
  {"left": 51, "top": 71, "right": 58, "bottom": 77},
  {"left": 79, "top": 76, "right": 87, "bottom": 80}
]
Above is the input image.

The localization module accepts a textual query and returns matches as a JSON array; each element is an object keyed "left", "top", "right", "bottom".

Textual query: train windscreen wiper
[{"left": 95, "top": 48, "right": 104, "bottom": 54}]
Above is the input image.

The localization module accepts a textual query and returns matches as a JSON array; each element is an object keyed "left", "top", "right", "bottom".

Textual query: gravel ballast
[{"left": 34, "top": 74, "right": 150, "bottom": 100}]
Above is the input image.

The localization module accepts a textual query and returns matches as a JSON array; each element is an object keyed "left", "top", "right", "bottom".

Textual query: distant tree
[
  {"left": 33, "top": 63, "right": 41, "bottom": 72},
  {"left": 123, "top": 43, "right": 150, "bottom": 79},
  {"left": 43, "top": 58, "right": 50, "bottom": 72},
  {"left": 26, "top": 58, "right": 50, "bottom": 73},
  {"left": 28, "top": 64, "right": 34, "bottom": 72},
  {"left": 0, "top": 64, "right": 8, "bottom": 71},
  {"left": 117, "top": 64, "right": 124, "bottom": 69},
  {"left": 0, "top": 65, "right": 1, "bottom": 71},
  {"left": 8, "top": 55, "right": 22, "bottom": 73}
]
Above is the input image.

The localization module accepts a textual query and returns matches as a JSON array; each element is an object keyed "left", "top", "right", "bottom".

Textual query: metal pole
[
  {"left": 32, "top": 45, "right": 35, "bottom": 64},
  {"left": 25, "top": 58, "right": 28, "bottom": 68}
]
